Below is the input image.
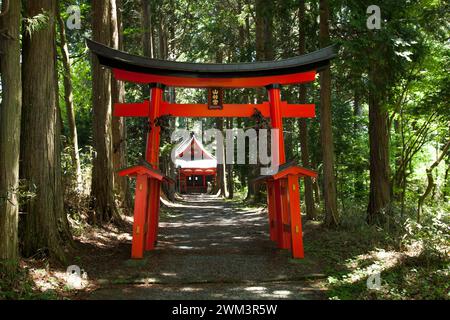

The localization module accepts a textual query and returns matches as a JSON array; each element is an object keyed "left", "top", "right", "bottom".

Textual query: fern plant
[{"left": 23, "top": 11, "right": 50, "bottom": 38}]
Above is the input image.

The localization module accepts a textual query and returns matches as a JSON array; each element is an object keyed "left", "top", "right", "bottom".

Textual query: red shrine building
[
  {"left": 174, "top": 134, "right": 217, "bottom": 193},
  {"left": 87, "top": 38, "right": 337, "bottom": 260}
]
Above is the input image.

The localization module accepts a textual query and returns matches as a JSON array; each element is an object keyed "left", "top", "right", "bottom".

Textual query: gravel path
[{"left": 85, "top": 194, "right": 327, "bottom": 300}]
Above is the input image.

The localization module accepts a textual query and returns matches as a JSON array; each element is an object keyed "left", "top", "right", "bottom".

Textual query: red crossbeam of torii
[
  {"left": 114, "top": 101, "right": 316, "bottom": 119},
  {"left": 87, "top": 39, "right": 337, "bottom": 260}
]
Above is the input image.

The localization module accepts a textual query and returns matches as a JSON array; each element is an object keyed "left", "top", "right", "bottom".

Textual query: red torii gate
[{"left": 87, "top": 39, "right": 337, "bottom": 259}]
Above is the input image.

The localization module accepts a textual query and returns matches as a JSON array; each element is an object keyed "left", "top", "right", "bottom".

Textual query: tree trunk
[
  {"left": 352, "top": 88, "right": 365, "bottom": 200},
  {"left": 213, "top": 117, "right": 228, "bottom": 197},
  {"left": 248, "top": 0, "right": 273, "bottom": 202},
  {"left": 395, "top": 111, "right": 406, "bottom": 216},
  {"left": 299, "top": 120, "right": 317, "bottom": 220},
  {"left": 91, "top": 0, "right": 121, "bottom": 224},
  {"left": 111, "top": 0, "right": 131, "bottom": 212},
  {"left": 21, "top": 0, "right": 72, "bottom": 261},
  {"left": 298, "top": 0, "right": 316, "bottom": 220},
  {"left": 0, "top": 0, "right": 21, "bottom": 270},
  {"left": 255, "top": 0, "right": 274, "bottom": 61},
  {"left": 141, "top": 0, "right": 154, "bottom": 101},
  {"left": 142, "top": 0, "right": 154, "bottom": 59},
  {"left": 319, "top": 0, "right": 339, "bottom": 227},
  {"left": 417, "top": 138, "right": 450, "bottom": 222},
  {"left": 163, "top": 0, "right": 177, "bottom": 200},
  {"left": 255, "top": 0, "right": 273, "bottom": 102},
  {"left": 56, "top": 6, "right": 82, "bottom": 190},
  {"left": 353, "top": 88, "right": 363, "bottom": 131},
  {"left": 443, "top": 163, "right": 449, "bottom": 200},
  {"left": 226, "top": 118, "right": 234, "bottom": 199},
  {"left": 367, "top": 57, "right": 391, "bottom": 225},
  {"left": 158, "top": 22, "right": 167, "bottom": 60},
  {"left": 211, "top": 51, "right": 227, "bottom": 197},
  {"left": 311, "top": 158, "right": 321, "bottom": 204}
]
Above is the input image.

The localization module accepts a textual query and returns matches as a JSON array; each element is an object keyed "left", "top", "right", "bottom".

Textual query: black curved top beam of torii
[{"left": 86, "top": 38, "right": 338, "bottom": 87}]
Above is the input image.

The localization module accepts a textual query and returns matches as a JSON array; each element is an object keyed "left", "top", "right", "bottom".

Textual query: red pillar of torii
[
  {"left": 87, "top": 39, "right": 337, "bottom": 259},
  {"left": 145, "top": 84, "right": 164, "bottom": 251},
  {"left": 267, "top": 84, "right": 287, "bottom": 248}
]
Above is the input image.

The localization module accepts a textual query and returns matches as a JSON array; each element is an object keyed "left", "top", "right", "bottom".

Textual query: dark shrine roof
[{"left": 86, "top": 39, "right": 338, "bottom": 79}]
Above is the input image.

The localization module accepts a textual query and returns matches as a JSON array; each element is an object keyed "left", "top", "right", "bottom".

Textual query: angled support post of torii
[
  {"left": 130, "top": 174, "right": 149, "bottom": 258},
  {"left": 272, "top": 165, "right": 317, "bottom": 258},
  {"left": 253, "top": 164, "right": 317, "bottom": 259},
  {"left": 118, "top": 162, "right": 174, "bottom": 259}
]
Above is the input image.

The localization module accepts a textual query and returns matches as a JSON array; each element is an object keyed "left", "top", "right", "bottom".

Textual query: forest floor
[{"left": 2, "top": 194, "right": 448, "bottom": 300}]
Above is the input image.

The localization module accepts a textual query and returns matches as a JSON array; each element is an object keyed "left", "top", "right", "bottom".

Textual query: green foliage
[
  {"left": 0, "top": 264, "right": 58, "bottom": 300},
  {"left": 402, "top": 213, "right": 450, "bottom": 261},
  {"left": 16, "top": 179, "right": 37, "bottom": 207},
  {"left": 327, "top": 254, "right": 449, "bottom": 300},
  {"left": 23, "top": 11, "right": 50, "bottom": 37},
  {"left": 64, "top": 58, "right": 93, "bottom": 148},
  {"left": 60, "top": 145, "right": 95, "bottom": 237},
  {"left": 316, "top": 205, "right": 450, "bottom": 300}
]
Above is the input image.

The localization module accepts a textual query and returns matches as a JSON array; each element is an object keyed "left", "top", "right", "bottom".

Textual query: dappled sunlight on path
[{"left": 84, "top": 194, "right": 327, "bottom": 300}]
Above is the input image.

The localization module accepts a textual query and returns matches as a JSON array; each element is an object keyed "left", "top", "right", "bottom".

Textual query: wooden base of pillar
[
  {"left": 145, "top": 179, "right": 161, "bottom": 251},
  {"left": 131, "top": 175, "right": 149, "bottom": 259},
  {"left": 288, "top": 175, "right": 304, "bottom": 258},
  {"left": 281, "top": 179, "right": 292, "bottom": 250},
  {"left": 267, "top": 181, "right": 278, "bottom": 242}
]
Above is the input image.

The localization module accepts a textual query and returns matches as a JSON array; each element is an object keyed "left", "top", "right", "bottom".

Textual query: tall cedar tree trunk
[
  {"left": 367, "top": 50, "right": 391, "bottom": 224},
  {"left": 164, "top": 1, "right": 177, "bottom": 200},
  {"left": 155, "top": 7, "right": 176, "bottom": 200},
  {"left": 255, "top": 0, "right": 274, "bottom": 62},
  {"left": 0, "top": 0, "right": 21, "bottom": 269},
  {"left": 111, "top": 0, "right": 131, "bottom": 211},
  {"left": 21, "top": 0, "right": 72, "bottom": 261},
  {"left": 319, "top": 0, "right": 339, "bottom": 227},
  {"left": 141, "top": 0, "right": 153, "bottom": 160},
  {"left": 249, "top": 0, "right": 273, "bottom": 202},
  {"left": 142, "top": 0, "right": 154, "bottom": 59},
  {"left": 226, "top": 118, "right": 234, "bottom": 199},
  {"left": 56, "top": 6, "right": 82, "bottom": 190},
  {"left": 212, "top": 51, "right": 228, "bottom": 197},
  {"left": 311, "top": 158, "right": 321, "bottom": 204},
  {"left": 141, "top": 0, "right": 153, "bottom": 100},
  {"left": 298, "top": 0, "right": 316, "bottom": 220},
  {"left": 91, "top": 0, "right": 121, "bottom": 224},
  {"left": 212, "top": 116, "right": 227, "bottom": 197},
  {"left": 353, "top": 88, "right": 365, "bottom": 199}
]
